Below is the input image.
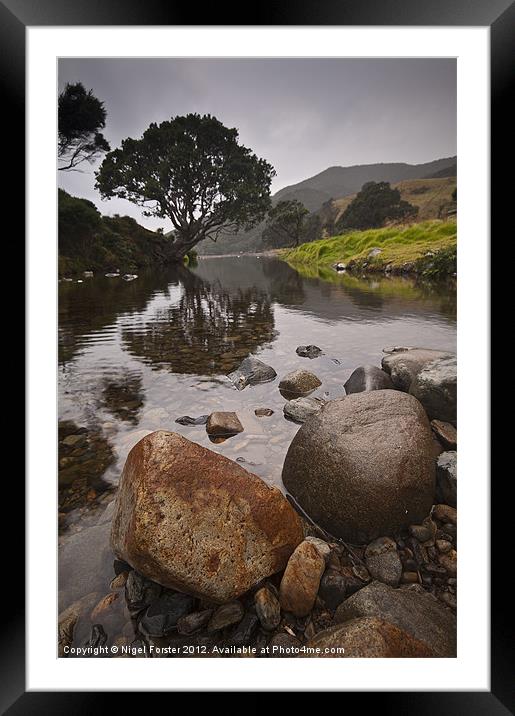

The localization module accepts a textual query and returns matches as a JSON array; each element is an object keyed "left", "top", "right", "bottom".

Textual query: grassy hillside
[
  {"left": 281, "top": 220, "right": 456, "bottom": 278},
  {"left": 59, "top": 190, "right": 178, "bottom": 276}
]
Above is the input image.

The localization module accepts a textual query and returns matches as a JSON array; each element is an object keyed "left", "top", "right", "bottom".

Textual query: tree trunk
[{"left": 167, "top": 233, "right": 203, "bottom": 263}]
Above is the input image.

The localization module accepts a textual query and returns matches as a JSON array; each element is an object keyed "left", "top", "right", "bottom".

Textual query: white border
[{"left": 27, "top": 26, "right": 489, "bottom": 691}]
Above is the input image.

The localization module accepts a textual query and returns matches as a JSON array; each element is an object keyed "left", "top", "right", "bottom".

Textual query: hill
[
  {"left": 197, "top": 156, "right": 456, "bottom": 255},
  {"left": 58, "top": 189, "right": 178, "bottom": 277}
]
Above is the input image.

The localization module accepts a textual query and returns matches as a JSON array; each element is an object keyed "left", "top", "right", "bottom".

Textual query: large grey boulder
[
  {"left": 344, "top": 365, "right": 395, "bottom": 395},
  {"left": 282, "top": 390, "right": 435, "bottom": 543},
  {"left": 410, "top": 355, "right": 457, "bottom": 425},
  {"left": 227, "top": 357, "right": 277, "bottom": 390},
  {"left": 283, "top": 396, "right": 325, "bottom": 424},
  {"left": 334, "top": 581, "right": 456, "bottom": 657},
  {"left": 382, "top": 348, "right": 453, "bottom": 392}
]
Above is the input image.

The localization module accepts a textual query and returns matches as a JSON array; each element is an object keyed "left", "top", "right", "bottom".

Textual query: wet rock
[
  {"left": 58, "top": 592, "right": 100, "bottom": 657},
  {"left": 438, "top": 549, "right": 457, "bottom": 576},
  {"left": 91, "top": 592, "right": 119, "bottom": 621},
  {"left": 283, "top": 396, "right": 325, "bottom": 423},
  {"left": 228, "top": 612, "right": 259, "bottom": 647},
  {"left": 228, "top": 357, "right": 277, "bottom": 390},
  {"left": 62, "top": 433, "right": 87, "bottom": 448},
  {"left": 409, "top": 355, "right": 457, "bottom": 425},
  {"left": 269, "top": 632, "right": 303, "bottom": 656},
  {"left": 304, "top": 617, "right": 434, "bottom": 657},
  {"left": 207, "top": 601, "right": 245, "bottom": 632},
  {"left": 177, "top": 609, "right": 213, "bottom": 635},
  {"left": 304, "top": 537, "right": 332, "bottom": 564},
  {"left": 255, "top": 585, "right": 281, "bottom": 631},
  {"left": 206, "top": 412, "right": 243, "bottom": 437},
  {"left": 279, "top": 369, "right": 322, "bottom": 399},
  {"left": 175, "top": 415, "right": 209, "bottom": 426},
  {"left": 344, "top": 365, "right": 394, "bottom": 395},
  {"left": 282, "top": 391, "right": 436, "bottom": 543},
  {"left": 318, "top": 569, "right": 347, "bottom": 611},
  {"left": 436, "top": 451, "right": 457, "bottom": 508},
  {"left": 279, "top": 541, "right": 325, "bottom": 617},
  {"left": 125, "top": 570, "right": 162, "bottom": 613},
  {"left": 296, "top": 345, "right": 323, "bottom": 359},
  {"left": 431, "top": 420, "right": 457, "bottom": 450},
  {"left": 82, "top": 624, "right": 107, "bottom": 651},
  {"left": 381, "top": 348, "right": 453, "bottom": 392},
  {"left": 409, "top": 516, "right": 437, "bottom": 545},
  {"left": 432, "top": 504, "right": 457, "bottom": 525},
  {"left": 110, "top": 572, "right": 129, "bottom": 590},
  {"left": 364, "top": 537, "right": 402, "bottom": 587},
  {"left": 111, "top": 431, "right": 303, "bottom": 602},
  {"left": 138, "top": 592, "right": 195, "bottom": 638},
  {"left": 334, "top": 581, "right": 456, "bottom": 657},
  {"left": 255, "top": 408, "right": 274, "bottom": 417}
]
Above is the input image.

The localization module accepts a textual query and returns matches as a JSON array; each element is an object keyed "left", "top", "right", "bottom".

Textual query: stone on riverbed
[
  {"left": 381, "top": 347, "right": 453, "bottom": 392},
  {"left": 283, "top": 396, "right": 325, "bottom": 423},
  {"left": 334, "top": 581, "right": 456, "bottom": 657},
  {"left": 279, "top": 540, "right": 325, "bottom": 617},
  {"left": 364, "top": 537, "right": 402, "bottom": 587},
  {"left": 344, "top": 365, "right": 394, "bottom": 395},
  {"left": 175, "top": 415, "right": 209, "bottom": 426},
  {"left": 282, "top": 390, "right": 436, "bottom": 543},
  {"left": 254, "top": 585, "right": 281, "bottom": 631},
  {"left": 279, "top": 369, "right": 322, "bottom": 399},
  {"left": 254, "top": 408, "right": 274, "bottom": 417},
  {"left": 303, "top": 617, "right": 435, "bottom": 657},
  {"left": 207, "top": 601, "right": 245, "bottom": 632},
  {"left": 227, "top": 357, "right": 277, "bottom": 390},
  {"left": 111, "top": 431, "right": 303, "bottom": 602},
  {"left": 409, "top": 355, "right": 457, "bottom": 425},
  {"left": 436, "top": 451, "right": 457, "bottom": 507},
  {"left": 206, "top": 411, "right": 243, "bottom": 437},
  {"left": 296, "top": 345, "right": 323, "bottom": 359}
]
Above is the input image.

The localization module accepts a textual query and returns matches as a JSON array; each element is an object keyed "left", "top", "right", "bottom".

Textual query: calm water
[{"left": 58, "top": 256, "right": 456, "bottom": 624}]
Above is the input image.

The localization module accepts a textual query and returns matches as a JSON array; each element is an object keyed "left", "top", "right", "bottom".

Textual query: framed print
[{"left": 2, "top": 0, "right": 508, "bottom": 710}]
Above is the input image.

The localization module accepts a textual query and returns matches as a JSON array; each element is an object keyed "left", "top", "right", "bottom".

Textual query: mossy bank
[{"left": 280, "top": 220, "right": 457, "bottom": 279}]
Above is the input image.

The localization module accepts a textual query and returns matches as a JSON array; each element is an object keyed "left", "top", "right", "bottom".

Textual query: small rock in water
[
  {"left": 91, "top": 592, "right": 119, "bottom": 621},
  {"left": 254, "top": 585, "right": 281, "bottom": 631},
  {"left": 138, "top": 592, "right": 195, "bottom": 638},
  {"left": 227, "top": 357, "right": 277, "bottom": 390},
  {"left": 296, "top": 345, "right": 323, "bottom": 359},
  {"left": 279, "top": 540, "right": 325, "bottom": 617},
  {"left": 207, "top": 601, "right": 245, "bottom": 632},
  {"left": 268, "top": 632, "right": 302, "bottom": 656},
  {"left": 254, "top": 408, "right": 274, "bottom": 417},
  {"left": 110, "top": 572, "right": 129, "bottom": 590},
  {"left": 344, "top": 365, "right": 394, "bottom": 395},
  {"left": 125, "top": 571, "right": 161, "bottom": 613},
  {"left": 365, "top": 536, "right": 402, "bottom": 587},
  {"left": 177, "top": 609, "right": 213, "bottom": 635},
  {"left": 283, "top": 396, "right": 325, "bottom": 423},
  {"left": 175, "top": 415, "right": 209, "bottom": 426},
  {"left": 431, "top": 420, "right": 457, "bottom": 450},
  {"left": 436, "top": 451, "right": 457, "bottom": 508},
  {"left": 206, "top": 412, "right": 244, "bottom": 437},
  {"left": 279, "top": 369, "right": 322, "bottom": 399}
]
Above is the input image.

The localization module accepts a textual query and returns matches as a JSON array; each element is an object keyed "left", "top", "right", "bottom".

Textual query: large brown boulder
[
  {"left": 111, "top": 431, "right": 303, "bottom": 603},
  {"left": 282, "top": 390, "right": 435, "bottom": 543},
  {"left": 302, "top": 617, "right": 435, "bottom": 657}
]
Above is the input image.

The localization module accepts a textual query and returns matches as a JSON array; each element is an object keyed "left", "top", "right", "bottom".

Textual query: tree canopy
[
  {"left": 337, "top": 181, "right": 418, "bottom": 231},
  {"left": 261, "top": 199, "right": 309, "bottom": 249},
  {"left": 95, "top": 113, "right": 276, "bottom": 261},
  {"left": 58, "top": 82, "right": 110, "bottom": 171}
]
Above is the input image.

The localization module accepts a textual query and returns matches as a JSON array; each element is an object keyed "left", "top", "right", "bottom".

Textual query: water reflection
[{"left": 100, "top": 371, "right": 144, "bottom": 425}]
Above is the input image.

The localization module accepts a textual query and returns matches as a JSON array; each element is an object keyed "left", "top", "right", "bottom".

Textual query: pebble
[
  {"left": 439, "top": 591, "right": 457, "bottom": 610},
  {"left": 365, "top": 536, "right": 402, "bottom": 587},
  {"left": 255, "top": 586, "right": 281, "bottom": 631},
  {"left": 254, "top": 408, "right": 274, "bottom": 417},
  {"left": 175, "top": 415, "right": 209, "bottom": 426},
  {"left": 438, "top": 549, "right": 457, "bottom": 576},
  {"left": 207, "top": 601, "right": 245, "bottom": 632},
  {"left": 436, "top": 539, "right": 452, "bottom": 554},
  {"left": 91, "top": 592, "right": 119, "bottom": 621},
  {"left": 206, "top": 412, "right": 244, "bottom": 437},
  {"left": 177, "top": 609, "right": 213, "bottom": 635},
  {"left": 401, "top": 571, "right": 419, "bottom": 584},
  {"left": 279, "top": 541, "right": 325, "bottom": 617},
  {"left": 431, "top": 420, "right": 457, "bottom": 450},
  {"left": 110, "top": 572, "right": 129, "bottom": 590},
  {"left": 228, "top": 612, "right": 259, "bottom": 647},
  {"left": 432, "top": 504, "right": 457, "bottom": 525},
  {"left": 318, "top": 569, "right": 347, "bottom": 610},
  {"left": 138, "top": 592, "right": 195, "bottom": 638}
]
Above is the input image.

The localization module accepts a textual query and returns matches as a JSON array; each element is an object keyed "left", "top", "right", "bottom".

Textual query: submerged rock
[
  {"left": 410, "top": 355, "right": 457, "bottom": 425},
  {"left": 283, "top": 396, "right": 325, "bottom": 423},
  {"left": 334, "top": 581, "right": 456, "bottom": 657},
  {"left": 381, "top": 347, "right": 453, "bottom": 392},
  {"left": 175, "top": 415, "right": 209, "bottom": 426},
  {"left": 227, "top": 357, "right": 277, "bottom": 390},
  {"left": 282, "top": 391, "right": 436, "bottom": 543},
  {"left": 296, "top": 345, "right": 323, "bottom": 359},
  {"left": 279, "top": 369, "right": 322, "bottom": 399},
  {"left": 206, "top": 412, "right": 244, "bottom": 437},
  {"left": 111, "top": 431, "right": 303, "bottom": 602},
  {"left": 344, "top": 365, "right": 394, "bottom": 395},
  {"left": 254, "top": 408, "right": 274, "bottom": 417},
  {"left": 303, "top": 617, "right": 435, "bottom": 658}
]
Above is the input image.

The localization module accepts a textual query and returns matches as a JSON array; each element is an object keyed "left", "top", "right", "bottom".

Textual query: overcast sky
[{"left": 58, "top": 58, "right": 456, "bottom": 231}]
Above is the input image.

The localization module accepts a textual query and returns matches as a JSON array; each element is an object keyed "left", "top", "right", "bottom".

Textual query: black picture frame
[{"left": 4, "top": 0, "right": 505, "bottom": 710}]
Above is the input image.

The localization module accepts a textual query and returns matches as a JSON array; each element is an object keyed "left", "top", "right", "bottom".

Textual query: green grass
[{"left": 280, "top": 220, "right": 456, "bottom": 277}]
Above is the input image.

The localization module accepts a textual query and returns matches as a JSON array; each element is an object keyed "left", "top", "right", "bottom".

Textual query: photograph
[{"left": 57, "top": 56, "right": 459, "bottom": 660}]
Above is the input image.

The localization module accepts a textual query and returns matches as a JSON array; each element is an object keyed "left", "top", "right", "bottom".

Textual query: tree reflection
[
  {"left": 121, "top": 265, "right": 277, "bottom": 374},
  {"left": 100, "top": 371, "right": 144, "bottom": 424}
]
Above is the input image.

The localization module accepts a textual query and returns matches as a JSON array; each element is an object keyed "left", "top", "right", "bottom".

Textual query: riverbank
[{"left": 280, "top": 220, "right": 457, "bottom": 279}]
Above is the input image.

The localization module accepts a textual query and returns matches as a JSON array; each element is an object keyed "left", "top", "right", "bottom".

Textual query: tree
[
  {"left": 58, "top": 82, "right": 110, "bottom": 171},
  {"left": 261, "top": 199, "right": 309, "bottom": 249},
  {"left": 95, "top": 113, "right": 276, "bottom": 261},
  {"left": 337, "top": 181, "right": 418, "bottom": 231}
]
